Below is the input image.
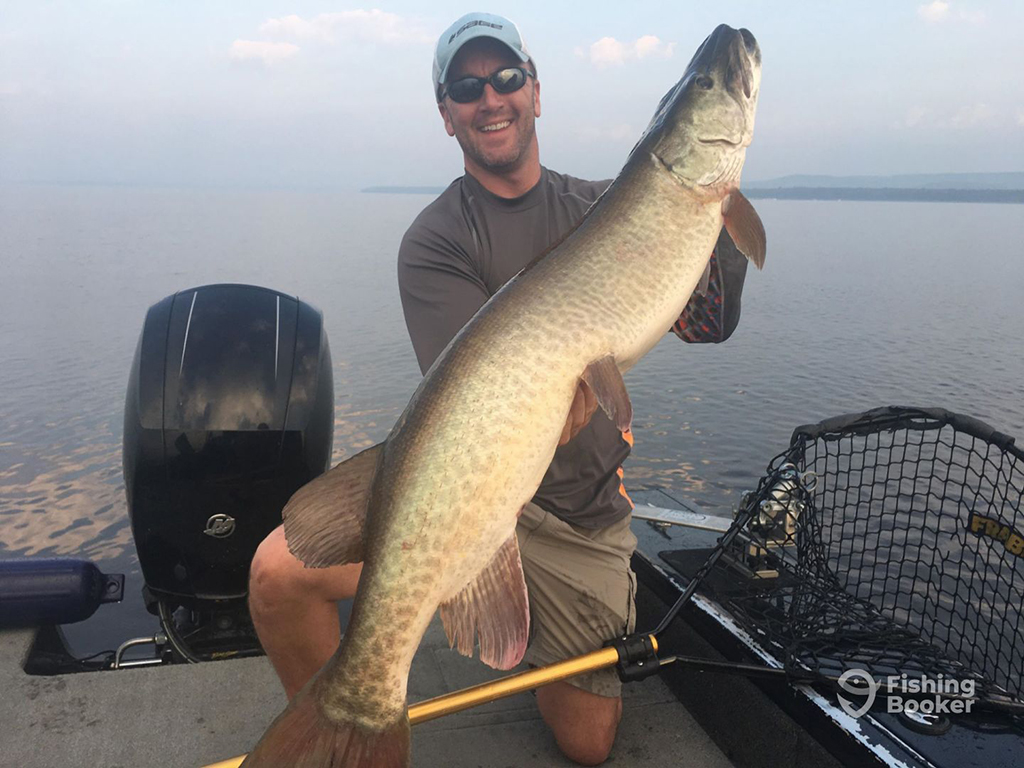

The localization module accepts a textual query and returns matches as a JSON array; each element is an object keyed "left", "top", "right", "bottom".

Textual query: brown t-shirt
[{"left": 397, "top": 167, "right": 747, "bottom": 528}]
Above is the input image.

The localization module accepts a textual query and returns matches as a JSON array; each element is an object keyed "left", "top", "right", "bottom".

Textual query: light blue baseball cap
[{"left": 433, "top": 12, "right": 533, "bottom": 102}]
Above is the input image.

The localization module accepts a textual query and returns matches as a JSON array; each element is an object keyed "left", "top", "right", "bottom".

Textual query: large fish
[{"left": 242, "top": 23, "right": 764, "bottom": 768}]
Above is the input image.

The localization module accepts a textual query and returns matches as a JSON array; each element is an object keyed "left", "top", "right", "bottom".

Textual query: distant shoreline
[
  {"left": 744, "top": 188, "right": 1024, "bottom": 204},
  {"left": 362, "top": 186, "right": 447, "bottom": 195},
  {"left": 362, "top": 185, "right": 1024, "bottom": 204}
]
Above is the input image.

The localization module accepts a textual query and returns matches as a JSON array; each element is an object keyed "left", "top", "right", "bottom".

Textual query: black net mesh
[{"left": 703, "top": 406, "right": 1023, "bottom": 708}]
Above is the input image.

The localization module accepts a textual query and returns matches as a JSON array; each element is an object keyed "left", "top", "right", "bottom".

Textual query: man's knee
[
  {"left": 537, "top": 683, "right": 622, "bottom": 765},
  {"left": 249, "top": 527, "right": 298, "bottom": 611},
  {"left": 248, "top": 527, "right": 360, "bottom": 612}
]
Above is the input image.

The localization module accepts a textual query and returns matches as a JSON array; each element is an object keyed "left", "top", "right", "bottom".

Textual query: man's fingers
[
  {"left": 559, "top": 418, "right": 573, "bottom": 445},
  {"left": 573, "top": 385, "right": 587, "bottom": 422},
  {"left": 559, "top": 382, "right": 602, "bottom": 446},
  {"left": 559, "top": 385, "right": 583, "bottom": 446}
]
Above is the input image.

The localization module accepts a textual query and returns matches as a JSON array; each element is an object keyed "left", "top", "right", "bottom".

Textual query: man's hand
[{"left": 558, "top": 381, "right": 598, "bottom": 446}]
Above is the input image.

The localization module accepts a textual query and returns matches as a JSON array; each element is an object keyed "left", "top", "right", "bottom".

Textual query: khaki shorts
[{"left": 515, "top": 502, "right": 638, "bottom": 698}]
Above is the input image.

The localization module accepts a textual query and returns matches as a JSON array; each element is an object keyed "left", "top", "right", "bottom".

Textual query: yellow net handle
[{"left": 202, "top": 637, "right": 655, "bottom": 767}]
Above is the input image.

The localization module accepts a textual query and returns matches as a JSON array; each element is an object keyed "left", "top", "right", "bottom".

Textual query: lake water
[{"left": 1, "top": 184, "right": 1022, "bottom": 657}]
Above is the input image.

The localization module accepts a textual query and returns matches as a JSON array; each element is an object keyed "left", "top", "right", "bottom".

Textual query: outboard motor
[{"left": 123, "top": 284, "right": 333, "bottom": 660}]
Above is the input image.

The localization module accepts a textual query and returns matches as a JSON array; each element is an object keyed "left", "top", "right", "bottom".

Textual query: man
[{"left": 249, "top": 12, "right": 748, "bottom": 766}]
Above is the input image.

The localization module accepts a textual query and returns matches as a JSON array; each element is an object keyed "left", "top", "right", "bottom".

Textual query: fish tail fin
[{"left": 242, "top": 692, "right": 410, "bottom": 768}]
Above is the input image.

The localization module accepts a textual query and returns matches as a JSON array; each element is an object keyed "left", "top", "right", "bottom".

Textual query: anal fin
[
  {"left": 439, "top": 534, "right": 530, "bottom": 670},
  {"left": 582, "top": 355, "right": 633, "bottom": 433},
  {"left": 283, "top": 442, "right": 384, "bottom": 568}
]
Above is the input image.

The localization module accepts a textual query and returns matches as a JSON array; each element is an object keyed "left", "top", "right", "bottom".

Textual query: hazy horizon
[
  {"left": 3, "top": 2, "right": 1023, "bottom": 190},
  {"left": 5, "top": 170, "right": 1024, "bottom": 196}
]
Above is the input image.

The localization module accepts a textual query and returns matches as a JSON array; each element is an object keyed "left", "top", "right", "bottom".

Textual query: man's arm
[{"left": 398, "top": 224, "right": 490, "bottom": 375}]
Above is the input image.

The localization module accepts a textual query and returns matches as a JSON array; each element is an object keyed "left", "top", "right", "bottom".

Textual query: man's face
[{"left": 439, "top": 38, "right": 541, "bottom": 174}]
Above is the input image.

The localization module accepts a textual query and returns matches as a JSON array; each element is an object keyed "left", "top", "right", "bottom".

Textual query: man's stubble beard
[{"left": 457, "top": 102, "right": 537, "bottom": 174}]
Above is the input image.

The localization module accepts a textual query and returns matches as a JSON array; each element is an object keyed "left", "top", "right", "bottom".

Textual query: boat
[{"left": 2, "top": 284, "right": 1021, "bottom": 767}]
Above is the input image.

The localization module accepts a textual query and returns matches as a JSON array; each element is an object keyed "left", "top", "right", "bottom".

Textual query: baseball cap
[{"left": 432, "top": 12, "right": 533, "bottom": 101}]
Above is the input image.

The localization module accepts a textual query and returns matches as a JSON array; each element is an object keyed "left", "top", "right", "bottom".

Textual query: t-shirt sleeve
[
  {"left": 398, "top": 219, "right": 490, "bottom": 374},
  {"left": 671, "top": 227, "right": 749, "bottom": 344}
]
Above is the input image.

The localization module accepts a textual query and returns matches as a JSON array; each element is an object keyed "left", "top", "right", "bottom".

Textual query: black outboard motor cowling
[{"left": 123, "top": 284, "right": 333, "bottom": 617}]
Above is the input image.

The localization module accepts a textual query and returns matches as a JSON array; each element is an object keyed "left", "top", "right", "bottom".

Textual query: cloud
[
  {"left": 229, "top": 40, "right": 300, "bottom": 66},
  {"left": 917, "top": 2, "right": 986, "bottom": 24},
  {"left": 950, "top": 102, "right": 995, "bottom": 127},
  {"left": 918, "top": 1, "right": 950, "bottom": 23},
  {"left": 1017, "top": 109, "right": 1024, "bottom": 128},
  {"left": 229, "top": 10, "right": 431, "bottom": 68},
  {"left": 582, "top": 35, "right": 674, "bottom": 68},
  {"left": 895, "top": 103, "right": 1012, "bottom": 131},
  {"left": 634, "top": 35, "right": 669, "bottom": 59},
  {"left": 258, "top": 10, "right": 433, "bottom": 45},
  {"left": 258, "top": 14, "right": 324, "bottom": 40},
  {"left": 894, "top": 106, "right": 928, "bottom": 129},
  {"left": 957, "top": 8, "right": 987, "bottom": 24},
  {"left": 588, "top": 37, "right": 627, "bottom": 67}
]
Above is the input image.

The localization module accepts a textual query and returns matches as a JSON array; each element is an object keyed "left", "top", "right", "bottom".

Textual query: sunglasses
[{"left": 441, "top": 66, "right": 534, "bottom": 104}]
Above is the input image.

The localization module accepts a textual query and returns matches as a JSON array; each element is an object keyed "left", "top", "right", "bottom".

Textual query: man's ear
[
  {"left": 533, "top": 78, "right": 541, "bottom": 119},
  {"left": 438, "top": 101, "right": 456, "bottom": 137}
]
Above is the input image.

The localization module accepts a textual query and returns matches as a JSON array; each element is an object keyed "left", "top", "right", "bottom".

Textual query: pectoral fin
[
  {"left": 439, "top": 533, "right": 530, "bottom": 670},
  {"left": 583, "top": 355, "right": 633, "bottom": 433},
  {"left": 282, "top": 442, "right": 384, "bottom": 568},
  {"left": 722, "top": 190, "right": 766, "bottom": 269}
]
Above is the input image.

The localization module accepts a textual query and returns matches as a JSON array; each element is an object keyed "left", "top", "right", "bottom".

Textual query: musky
[{"left": 3, "top": 1, "right": 1021, "bottom": 189}]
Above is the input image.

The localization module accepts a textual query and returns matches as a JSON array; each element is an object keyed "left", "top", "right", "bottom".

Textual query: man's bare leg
[
  {"left": 537, "top": 682, "right": 622, "bottom": 766},
  {"left": 249, "top": 525, "right": 363, "bottom": 699}
]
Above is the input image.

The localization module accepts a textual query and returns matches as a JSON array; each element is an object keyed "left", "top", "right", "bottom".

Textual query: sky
[{"left": 2, "top": 1, "right": 1022, "bottom": 189}]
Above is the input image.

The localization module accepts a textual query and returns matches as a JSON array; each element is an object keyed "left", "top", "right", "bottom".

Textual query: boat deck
[{"left": 0, "top": 586, "right": 733, "bottom": 767}]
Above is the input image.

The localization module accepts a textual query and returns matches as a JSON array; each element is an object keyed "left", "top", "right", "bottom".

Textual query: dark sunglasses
[{"left": 441, "top": 66, "right": 534, "bottom": 104}]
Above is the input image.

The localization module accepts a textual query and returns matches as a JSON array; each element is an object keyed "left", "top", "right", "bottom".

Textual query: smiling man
[
  {"left": 433, "top": 19, "right": 542, "bottom": 198},
  {"left": 248, "top": 11, "right": 749, "bottom": 767}
]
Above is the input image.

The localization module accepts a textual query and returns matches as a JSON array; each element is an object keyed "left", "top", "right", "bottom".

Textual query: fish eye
[{"left": 696, "top": 75, "right": 714, "bottom": 90}]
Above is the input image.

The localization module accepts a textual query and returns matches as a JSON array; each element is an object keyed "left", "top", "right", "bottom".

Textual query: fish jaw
[{"left": 632, "top": 25, "right": 760, "bottom": 200}]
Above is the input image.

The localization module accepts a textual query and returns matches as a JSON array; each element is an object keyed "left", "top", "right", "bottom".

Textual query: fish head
[{"left": 638, "top": 24, "right": 761, "bottom": 197}]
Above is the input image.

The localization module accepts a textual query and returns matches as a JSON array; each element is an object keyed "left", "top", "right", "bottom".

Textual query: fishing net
[{"left": 689, "top": 406, "right": 1024, "bottom": 710}]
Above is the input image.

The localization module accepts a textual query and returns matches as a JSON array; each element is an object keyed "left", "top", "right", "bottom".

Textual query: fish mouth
[{"left": 698, "top": 137, "right": 742, "bottom": 147}]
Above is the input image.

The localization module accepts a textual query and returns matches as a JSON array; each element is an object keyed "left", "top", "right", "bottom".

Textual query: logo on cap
[{"left": 450, "top": 20, "right": 504, "bottom": 45}]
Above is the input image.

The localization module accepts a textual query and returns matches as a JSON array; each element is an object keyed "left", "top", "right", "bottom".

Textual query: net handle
[{"left": 790, "top": 405, "right": 1021, "bottom": 459}]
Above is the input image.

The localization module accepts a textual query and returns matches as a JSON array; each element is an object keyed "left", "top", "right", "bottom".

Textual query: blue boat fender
[{"left": 0, "top": 558, "right": 124, "bottom": 628}]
